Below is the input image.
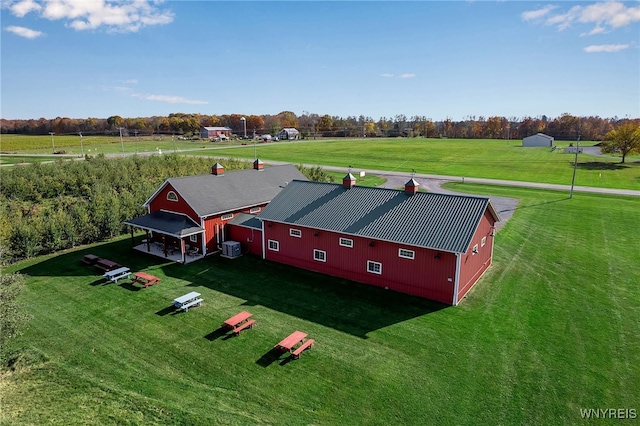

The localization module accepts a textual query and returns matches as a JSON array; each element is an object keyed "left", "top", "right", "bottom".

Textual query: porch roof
[{"left": 124, "top": 211, "right": 204, "bottom": 238}]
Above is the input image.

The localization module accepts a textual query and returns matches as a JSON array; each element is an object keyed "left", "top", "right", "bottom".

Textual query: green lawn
[
  {"left": 3, "top": 186, "right": 638, "bottom": 424},
  {"left": 201, "top": 138, "right": 640, "bottom": 190},
  {"left": 0, "top": 155, "right": 65, "bottom": 165}
]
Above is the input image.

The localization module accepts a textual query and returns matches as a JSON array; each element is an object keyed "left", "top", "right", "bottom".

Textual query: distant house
[
  {"left": 523, "top": 133, "right": 554, "bottom": 147},
  {"left": 124, "top": 163, "right": 307, "bottom": 263},
  {"left": 200, "top": 127, "right": 232, "bottom": 139},
  {"left": 235, "top": 175, "right": 499, "bottom": 305},
  {"left": 278, "top": 128, "right": 300, "bottom": 140}
]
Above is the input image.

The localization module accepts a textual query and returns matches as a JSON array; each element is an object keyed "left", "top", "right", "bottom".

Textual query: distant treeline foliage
[
  {"left": 2, "top": 112, "right": 638, "bottom": 141},
  {"left": 0, "top": 155, "right": 333, "bottom": 263}
]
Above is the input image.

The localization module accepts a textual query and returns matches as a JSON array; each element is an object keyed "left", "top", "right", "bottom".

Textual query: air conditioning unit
[{"left": 221, "top": 241, "right": 242, "bottom": 259}]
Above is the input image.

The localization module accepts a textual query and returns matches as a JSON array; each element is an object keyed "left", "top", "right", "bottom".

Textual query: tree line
[
  {"left": 2, "top": 111, "right": 638, "bottom": 142},
  {"left": 0, "top": 155, "right": 333, "bottom": 264}
]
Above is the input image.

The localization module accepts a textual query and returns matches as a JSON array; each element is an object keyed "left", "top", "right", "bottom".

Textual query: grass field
[
  {"left": 3, "top": 186, "right": 638, "bottom": 425},
  {"left": 202, "top": 138, "right": 640, "bottom": 190}
]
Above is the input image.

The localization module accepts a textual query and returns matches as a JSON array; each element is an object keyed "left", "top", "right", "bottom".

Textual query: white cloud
[
  {"left": 5, "top": 0, "right": 174, "bottom": 33},
  {"left": 8, "top": 0, "right": 41, "bottom": 17},
  {"left": 123, "top": 79, "right": 138, "bottom": 84},
  {"left": 5, "top": 25, "right": 43, "bottom": 38},
  {"left": 521, "top": 5, "right": 557, "bottom": 21},
  {"left": 380, "top": 73, "right": 394, "bottom": 78},
  {"left": 131, "top": 93, "right": 208, "bottom": 105},
  {"left": 583, "top": 43, "right": 629, "bottom": 53},
  {"left": 525, "top": 1, "right": 640, "bottom": 34},
  {"left": 400, "top": 73, "right": 416, "bottom": 79}
]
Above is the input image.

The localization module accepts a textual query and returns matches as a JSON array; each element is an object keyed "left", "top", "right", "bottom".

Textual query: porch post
[
  {"left": 162, "top": 235, "right": 168, "bottom": 257},
  {"left": 181, "top": 239, "right": 186, "bottom": 263},
  {"left": 130, "top": 227, "right": 134, "bottom": 247},
  {"left": 146, "top": 231, "right": 151, "bottom": 252}
]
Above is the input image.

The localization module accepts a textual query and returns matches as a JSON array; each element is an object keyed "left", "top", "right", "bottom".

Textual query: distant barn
[
  {"left": 200, "top": 127, "right": 232, "bottom": 140},
  {"left": 523, "top": 133, "right": 554, "bottom": 147},
  {"left": 278, "top": 128, "right": 300, "bottom": 140}
]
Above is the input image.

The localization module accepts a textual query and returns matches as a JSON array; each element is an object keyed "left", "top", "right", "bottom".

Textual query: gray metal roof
[
  {"left": 124, "top": 211, "right": 204, "bottom": 237},
  {"left": 228, "top": 212, "right": 262, "bottom": 230},
  {"left": 152, "top": 164, "right": 307, "bottom": 218},
  {"left": 258, "top": 180, "right": 499, "bottom": 254}
]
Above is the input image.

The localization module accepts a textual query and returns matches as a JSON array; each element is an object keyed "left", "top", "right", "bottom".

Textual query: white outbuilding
[{"left": 522, "top": 133, "right": 554, "bottom": 147}]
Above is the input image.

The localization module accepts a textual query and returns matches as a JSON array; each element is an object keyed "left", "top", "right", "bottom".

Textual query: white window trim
[
  {"left": 398, "top": 248, "right": 415, "bottom": 260},
  {"left": 313, "top": 249, "right": 326, "bottom": 262},
  {"left": 472, "top": 244, "right": 479, "bottom": 255},
  {"left": 481, "top": 236, "right": 487, "bottom": 247},
  {"left": 268, "top": 240, "right": 279, "bottom": 251},
  {"left": 339, "top": 237, "right": 353, "bottom": 248},
  {"left": 166, "top": 191, "right": 178, "bottom": 202},
  {"left": 189, "top": 234, "right": 197, "bottom": 243},
  {"left": 221, "top": 213, "right": 234, "bottom": 221},
  {"left": 367, "top": 260, "right": 382, "bottom": 275},
  {"left": 289, "top": 228, "right": 302, "bottom": 238},
  {"left": 250, "top": 207, "right": 261, "bottom": 214}
]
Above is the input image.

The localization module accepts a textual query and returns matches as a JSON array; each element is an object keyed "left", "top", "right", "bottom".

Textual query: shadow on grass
[
  {"left": 164, "top": 255, "right": 448, "bottom": 338},
  {"left": 573, "top": 161, "right": 629, "bottom": 171},
  {"left": 512, "top": 197, "right": 570, "bottom": 212},
  {"left": 204, "top": 328, "right": 228, "bottom": 341},
  {"left": 20, "top": 238, "right": 172, "bottom": 278},
  {"left": 256, "top": 348, "right": 286, "bottom": 367},
  {"left": 20, "top": 239, "right": 448, "bottom": 338},
  {"left": 118, "top": 282, "right": 142, "bottom": 292}
]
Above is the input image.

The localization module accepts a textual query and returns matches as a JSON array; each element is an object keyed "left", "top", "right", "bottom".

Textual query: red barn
[
  {"left": 124, "top": 162, "right": 306, "bottom": 263},
  {"left": 253, "top": 175, "right": 499, "bottom": 305}
]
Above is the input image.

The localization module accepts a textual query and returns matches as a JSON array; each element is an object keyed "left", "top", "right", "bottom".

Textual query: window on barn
[
  {"left": 289, "top": 228, "right": 302, "bottom": 238},
  {"left": 472, "top": 244, "right": 479, "bottom": 255},
  {"left": 221, "top": 213, "right": 234, "bottom": 221},
  {"left": 367, "top": 260, "right": 382, "bottom": 275},
  {"left": 481, "top": 236, "right": 487, "bottom": 247},
  {"left": 398, "top": 248, "right": 415, "bottom": 259},
  {"left": 268, "top": 240, "right": 279, "bottom": 251},
  {"left": 166, "top": 191, "right": 178, "bottom": 202},
  {"left": 339, "top": 238, "right": 353, "bottom": 248},
  {"left": 250, "top": 207, "right": 261, "bottom": 214},
  {"left": 189, "top": 235, "right": 197, "bottom": 243},
  {"left": 313, "top": 249, "right": 326, "bottom": 262}
]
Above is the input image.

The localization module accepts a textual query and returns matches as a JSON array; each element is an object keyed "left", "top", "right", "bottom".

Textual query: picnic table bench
[
  {"left": 132, "top": 272, "right": 160, "bottom": 288},
  {"left": 291, "top": 339, "right": 315, "bottom": 359},
  {"left": 103, "top": 267, "right": 131, "bottom": 283},
  {"left": 95, "top": 258, "right": 120, "bottom": 273},
  {"left": 81, "top": 254, "right": 99, "bottom": 265},
  {"left": 173, "top": 291, "right": 202, "bottom": 312},
  {"left": 222, "top": 311, "right": 255, "bottom": 335}
]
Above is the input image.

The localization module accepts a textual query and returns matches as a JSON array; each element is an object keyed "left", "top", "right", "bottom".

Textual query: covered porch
[{"left": 124, "top": 211, "right": 206, "bottom": 264}]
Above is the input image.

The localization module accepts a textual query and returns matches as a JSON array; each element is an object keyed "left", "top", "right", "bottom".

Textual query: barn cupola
[
  {"left": 253, "top": 159, "right": 264, "bottom": 171},
  {"left": 211, "top": 162, "right": 224, "bottom": 175},
  {"left": 343, "top": 172, "right": 356, "bottom": 189},
  {"left": 404, "top": 178, "right": 419, "bottom": 195}
]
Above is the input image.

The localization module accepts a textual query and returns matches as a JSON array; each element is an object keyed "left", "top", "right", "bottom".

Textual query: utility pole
[
  {"left": 79, "top": 132, "right": 84, "bottom": 156},
  {"left": 569, "top": 134, "right": 580, "bottom": 199},
  {"left": 49, "top": 132, "right": 55, "bottom": 154},
  {"left": 118, "top": 127, "right": 125, "bottom": 156}
]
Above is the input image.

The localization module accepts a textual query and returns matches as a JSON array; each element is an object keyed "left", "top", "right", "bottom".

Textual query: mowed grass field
[
  {"left": 203, "top": 138, "right": 640, "bottom": 190},
  {"left": 3, "top": 186, "right": 639, "bottom": 424}
]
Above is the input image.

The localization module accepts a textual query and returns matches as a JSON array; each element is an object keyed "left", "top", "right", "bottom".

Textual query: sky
[{"left": 1, "top": 0, "right": 639, "bottom": 121}]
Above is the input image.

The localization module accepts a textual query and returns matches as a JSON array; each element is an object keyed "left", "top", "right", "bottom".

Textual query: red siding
[
  {"left": 228, "top": 226, "right": 263, "bottom": 256},
  {"left": 263, "top": 222, "right": 457, "bottom": 304},
  {"left": 457, "top": 209, "right": 495, "bottom": 302},
  {"left": 149, "top": 183, "right": 199, "bottom": 223}
]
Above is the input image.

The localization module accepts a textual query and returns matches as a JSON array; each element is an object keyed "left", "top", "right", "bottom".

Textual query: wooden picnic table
[
  {"left": 81, "top": 254, "right": 99, "bottom": 265},
  {"left": 275, "top": 331, "right": 308, "bottom": 352},
  {"left": 132, "top": 272, "right": 160, "bottom": 288},
  {"left": 95, "top": 258, "right": 120, "bottom": 272},
  {"left": 103, "top": 267, "right": 131, "bottom": 283},
  {"left": 223, "top": 311, "right": 253, "bottom": 329}
]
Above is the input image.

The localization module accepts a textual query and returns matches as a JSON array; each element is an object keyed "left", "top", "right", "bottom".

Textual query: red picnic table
[
  {"left": 275, "top": 331, "right": 308, "bottom": 352},
  {"left": 131, "top": 272, "right": 160, "bottom": 288},
  {"left": 222, "top": 311, "right": 254, "bottom": 335}
]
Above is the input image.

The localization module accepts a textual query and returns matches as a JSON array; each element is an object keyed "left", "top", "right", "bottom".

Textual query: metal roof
[
  {"left": 257, "top": 180, "right": 499, "bottom": 254},
  {"left": 150, "top": 164, "right": 307, "bottom": 218},
  {"left": 228, "top": 212, "right": 262, "bottom": 230},
  {"left": 124, "top": 211, "right": 204, "bottom": 238}
]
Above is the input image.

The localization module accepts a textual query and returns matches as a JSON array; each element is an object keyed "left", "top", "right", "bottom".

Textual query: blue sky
[{"left": 1, "top": 1, "right": 639, "bottom": 120}]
